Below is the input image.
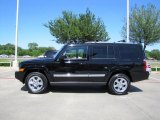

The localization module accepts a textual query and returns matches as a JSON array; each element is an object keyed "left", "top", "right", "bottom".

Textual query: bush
[
  {"left": 151, "top": 68, "right": 160, "bottom": 71},
  {"left": 151, "top": 68, "right": 156, "bottom": 71},
  {"left": 0, "top": 63, "right": 11, "bottom": 67}
]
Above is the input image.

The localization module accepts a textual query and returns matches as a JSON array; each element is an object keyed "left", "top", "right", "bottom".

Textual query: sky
[{"left": 0, "top": 0, "right": 160, "bottom": 51}]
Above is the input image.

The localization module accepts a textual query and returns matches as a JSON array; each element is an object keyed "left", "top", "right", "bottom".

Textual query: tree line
[
  {"left": 0, "top": 43, "right": 55, "bottom": 57},
  {"left": 1, "top": 43, "right": 160, "bottom": 60}
]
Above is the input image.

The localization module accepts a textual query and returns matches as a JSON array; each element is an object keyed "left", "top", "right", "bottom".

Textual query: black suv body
[{"left": 15, "top": 43, "right": 149, "bottom": 95}]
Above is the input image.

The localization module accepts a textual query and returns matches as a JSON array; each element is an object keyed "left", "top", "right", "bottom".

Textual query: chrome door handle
[
  {"left": 104, "top": 67, "right": 108, "bottom": 69},
  {"left": 80, "top": 63, "right": 86, "bottom": 65}
]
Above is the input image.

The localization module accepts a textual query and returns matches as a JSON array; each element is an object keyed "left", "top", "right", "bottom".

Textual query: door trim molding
[
  {"left": 53, "top": 73, "right": 105, "bottom": 77},
  {"left": 54, "top": 73, "right": 88, "bottom": 77},
  {"left": 89, "top": 74, "right": 105, "bottom": 77}
]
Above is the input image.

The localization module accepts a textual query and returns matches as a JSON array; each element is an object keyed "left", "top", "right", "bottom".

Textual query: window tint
[
  {"left": 78, "top": 48, "right": 86, "bottom": 59},
  {"left": 64, "top": 46, "right": 87, "bottom": 59},
  {"left": 119, "top": 45, "right": 142, "bottom": 60},
  {"left": 92, "top": 46, "right": 107, "bottom": 58},
  {"left": 65, "top": 48, "right": 77, "bottom": 59},
  {"left": 108, "top": 46, "right": 115, "bottom": 58},
  {"left": 44, "top": 51, "right": 57, "bottom": 58}
]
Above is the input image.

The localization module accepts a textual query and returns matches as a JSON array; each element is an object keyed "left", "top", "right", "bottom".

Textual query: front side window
[{"left": 64, "top": 46, "right": 87, "bottom": 59}]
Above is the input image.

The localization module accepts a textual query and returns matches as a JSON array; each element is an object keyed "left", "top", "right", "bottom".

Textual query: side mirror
[{"left": 59, "top": 55, "right": 66, "bottom": 61}]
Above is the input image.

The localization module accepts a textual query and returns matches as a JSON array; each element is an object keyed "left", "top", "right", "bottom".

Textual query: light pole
[
  {"left": 126, "top": 0, "right": 130, "bottom": 43},
  {"left": 13, "top": 0, "right": 19, "bottom": 69}
]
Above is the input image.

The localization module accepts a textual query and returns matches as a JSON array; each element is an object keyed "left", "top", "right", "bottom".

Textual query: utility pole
[
  {"left": 126, "top": 0, "right": 130, "bottom": 43},
  {"left": 13, "top": 0, "right": 19, "bottom": 69}
]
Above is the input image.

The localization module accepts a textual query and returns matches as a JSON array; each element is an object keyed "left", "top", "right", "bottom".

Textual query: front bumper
[{"left": 15, "top": 71, "right": 25, "bottom": 83}]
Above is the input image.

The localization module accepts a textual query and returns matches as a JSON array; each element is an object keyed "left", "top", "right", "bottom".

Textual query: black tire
[
  {"left": 108, "top": 74, "right": 130, "bottom": 95},
  {"left": 25, "top": 72, "right": 48, "bottom": 94}
]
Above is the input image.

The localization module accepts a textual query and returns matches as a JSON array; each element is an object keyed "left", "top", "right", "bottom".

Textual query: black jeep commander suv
[{"left": 15, "top": 43, "right": 149, "bottom": 95}]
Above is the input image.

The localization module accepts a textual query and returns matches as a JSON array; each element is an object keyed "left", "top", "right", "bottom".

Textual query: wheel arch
[
  {"left": 107, "top": 70, "right": 132, "bottom": 84},
  {"left": 23, "top": 67, "right": 51, "bottom": 83}
]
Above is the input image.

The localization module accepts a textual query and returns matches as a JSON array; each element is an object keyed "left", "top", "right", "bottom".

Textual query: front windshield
[{"left": 53, "top": 45, "right": 65, "bottom": 58}]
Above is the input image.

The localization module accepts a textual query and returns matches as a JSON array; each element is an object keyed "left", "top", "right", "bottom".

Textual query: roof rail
[
  {"left": 85, "top": 41, "right": 108, "bottom": 43},
  {"left": 117, "top": 40, "right": 126, "bottom": 43}
]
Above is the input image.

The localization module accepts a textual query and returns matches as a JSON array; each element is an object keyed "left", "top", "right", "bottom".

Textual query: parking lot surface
[{"left": 0, "top": 68, "right": 160, "bottom": 120}]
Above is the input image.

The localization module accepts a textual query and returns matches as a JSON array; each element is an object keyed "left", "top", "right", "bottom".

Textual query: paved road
[{"left": 0, "top": 68, "right": 160, "bottom": 120}]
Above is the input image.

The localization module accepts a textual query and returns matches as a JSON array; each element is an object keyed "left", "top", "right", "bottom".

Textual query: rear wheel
[
  {"left": 25, "top": 72, "right": 48, "bottom": 94},
  {"left": 108, "top": 74, "right": 130, "bottom": 95}
]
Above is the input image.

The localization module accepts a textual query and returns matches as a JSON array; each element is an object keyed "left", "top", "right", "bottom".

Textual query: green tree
[
  {"left": 28, "top": 42, "right": 38, "bottom": 50},
  {"left": 145, "top": 50, "right": 151, "bottom": 58},
  {"left": 46, "top": 9, "right": 110, "bottom": 44},
  {"left": 19, "top": 49, "right": 28, "bottom": 56},
  {"left": 122, "top": 4, "right": 160, "bottom": 50},
  {"left": 0, "top": 44, "right": 14, "bottom": 55},
  {"left": 149, "top": 49, "right": 160, "bottom": 60}
]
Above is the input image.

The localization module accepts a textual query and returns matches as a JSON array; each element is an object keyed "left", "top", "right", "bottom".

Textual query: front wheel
[
  {"left": 108, "top": 74, "right": 130, "bottom": 95},
  {"left": 25, "top": 72, "right": 48, "bottom": 94}
]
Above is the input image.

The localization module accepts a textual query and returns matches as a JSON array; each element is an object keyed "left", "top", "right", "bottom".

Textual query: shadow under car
[{"left": 21, "top": 84, "right": 142, "bottom": 94}]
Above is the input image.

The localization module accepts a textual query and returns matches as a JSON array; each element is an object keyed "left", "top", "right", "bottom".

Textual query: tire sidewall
[
  {"left": 108, "top": 74, "right": 130, "bottom": 95},
  {"left": 25, "top": 72, "right": 48, "bottom": 94}
]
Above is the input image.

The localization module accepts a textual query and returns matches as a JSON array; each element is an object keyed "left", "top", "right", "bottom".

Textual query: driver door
[{"left": 53, "top": 45, "right": 89, "bottom": 82}]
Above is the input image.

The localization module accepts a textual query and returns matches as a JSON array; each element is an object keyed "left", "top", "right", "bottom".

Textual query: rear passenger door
[{"left": 88, "top": 45, "right": 117, "bottom": 82}]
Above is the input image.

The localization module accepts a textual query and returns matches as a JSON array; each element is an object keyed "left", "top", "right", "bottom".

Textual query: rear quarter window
[{"left": 119, "top": 45, "right": 143, "bottom": 60}]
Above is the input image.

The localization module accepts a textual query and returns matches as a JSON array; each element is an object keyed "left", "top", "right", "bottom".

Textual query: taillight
[
  {"left": 143, "top": 60, "right": 147, "bottom": 71},
  {"left": 143, "top": 60, "right": 151, "bottom": 71}
]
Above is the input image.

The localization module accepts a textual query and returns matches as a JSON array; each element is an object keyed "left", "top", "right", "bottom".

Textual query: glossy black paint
[{"left": 15, "top": 43, "right": 149, "bottom": 84}]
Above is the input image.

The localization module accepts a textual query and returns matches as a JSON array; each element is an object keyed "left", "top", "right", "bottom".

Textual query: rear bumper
[
  {"left": 131, "top": 71, "right": 149, "bottom": 82},
  {"left": 15, "top": 71, "right": 25, "bottom": 83}
]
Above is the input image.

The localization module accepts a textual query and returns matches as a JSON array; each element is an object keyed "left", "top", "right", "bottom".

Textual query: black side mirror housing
[{"left": 59, "top": 55, "right": 66, "bottom": 61}]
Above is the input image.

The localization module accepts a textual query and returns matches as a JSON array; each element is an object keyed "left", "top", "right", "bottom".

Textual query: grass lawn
[
  {"left": 0, "top": 59, "right": 11, "bottom": 62},
  {"left": 0, "top": 59, "right": 24, "bottom": 66},
  {"left": 0, "top": 59, "right": 26, "bottom": 62}
]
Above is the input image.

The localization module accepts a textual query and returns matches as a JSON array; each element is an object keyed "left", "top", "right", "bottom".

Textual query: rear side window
[
  {"left": 119, "top": 45, "right": 143, "bottom": 60},
  {"left": 91, "top": 45, "right": 115, "bottom": 59},
  {"left": 92, "top": 46, "right": 107, "bottom": 58},
  {"left": 108, "top": 46, "right": 115, "bottom": 58}
]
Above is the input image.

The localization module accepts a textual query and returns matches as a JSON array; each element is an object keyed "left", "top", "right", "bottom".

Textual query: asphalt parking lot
[{"left": 0, "top": 68, "right": 160, "bottom": 120}]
